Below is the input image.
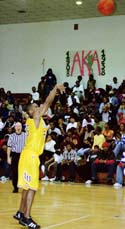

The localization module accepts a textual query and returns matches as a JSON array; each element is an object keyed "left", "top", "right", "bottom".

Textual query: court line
[{"left": 42, "top": 215, "right": 90, "bottom": 229}]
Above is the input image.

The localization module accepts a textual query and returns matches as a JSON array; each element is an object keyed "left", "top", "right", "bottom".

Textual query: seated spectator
[
  {"left": 113, "top": 127, "right": 125, "bottom": 158},
  {"left": 99, "top": 97, "right": 109, "bottom": 114},
  {"left": 86, "top": 142, "right": 115, "bottom": 185},
  {"left": 31, "top": 86, "right": 39, "bottom": 102},
  {"left": 48, "top": 121, "right": 61, "bottom": 136},
  {"left": 93, "top": 127, "right": 105, "bottom": 149},
  {"left": 82, "top": 115, "right": 95, "bottom": 128},
  {"left": 58, "top": 143, "right": 77, "bottom": 182},
  {"left": 87, "top": 145, "right": 100, "bottom": 163},
  {"left": 101, "top": 105, "right": 112, "bottom": 123},
  {"left": 114, "top": 152, "right": 125, "bottom": 188},
  {"left": 102, "top": 123, "right": 114, "bottom": 142},
  {"left": 77, "top": 138, "right": 92, "bottom": 159},
  {"left": 44, "top": 134, "right": 56, "bottom": 154},
  {"left": 0, "top": 102, "right": 9, "bottom": 119},
  {"left": 94, "top": 115, "right": 105, "bottom": 130},
  {"left": 84, "top": 124, "right": 94, "bottom": 140},
  {"left": 0, "top": 144, "right": 10, "bottom": 181},
  {"left": 117, "top": 98, "right": 125, "bottom": 125},
  {"left": 76, "top": 121, "right": 84, "bottom": 137},
  {"left": 66, "top": 116, "right": 77, "bottom": 132},
  {"left": 41, "top": 150, "right": 63, "bottom": 181},
  {"left": 0, "top": 117, "right": 5, "bottom": 132},
  {"left": 109, "top": 90, "right": 119, "bottom": 108},
  {"left": 3, "top": 115, "right": 15, "bottom": 135},
  {"left": 57, "top": 118, "right": 66, "bottom": 136}
]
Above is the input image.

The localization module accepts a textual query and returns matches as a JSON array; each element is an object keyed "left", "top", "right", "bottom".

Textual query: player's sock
[
  {"left": 19, "top": 216, "right": 40, "bottom": 228},
  {"left": 13, "top": 211, "right": 24, "bottom": 221}
]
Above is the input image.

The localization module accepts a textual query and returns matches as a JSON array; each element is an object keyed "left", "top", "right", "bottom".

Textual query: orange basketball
[{"left": 97, "top": 0, "right": 115, "bottom": 16}]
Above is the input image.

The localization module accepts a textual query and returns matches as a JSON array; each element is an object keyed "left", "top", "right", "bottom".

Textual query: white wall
[{"left": 0, "top": 16, "right": 125, "bottom": 93}]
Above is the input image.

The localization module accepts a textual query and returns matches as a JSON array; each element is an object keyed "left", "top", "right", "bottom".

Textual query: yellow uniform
[{"left": 18, "top": 118, "right": 47, "bottom": 190}]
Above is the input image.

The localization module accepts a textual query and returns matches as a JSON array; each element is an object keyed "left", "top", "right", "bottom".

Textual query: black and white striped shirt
[{"left": 7, "top": 132, "right": 26, "bottom": 153}]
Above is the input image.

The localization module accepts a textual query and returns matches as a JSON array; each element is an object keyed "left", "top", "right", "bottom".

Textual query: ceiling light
[{"left": 76, "top": 1, "right": 83, "bottom": 6}]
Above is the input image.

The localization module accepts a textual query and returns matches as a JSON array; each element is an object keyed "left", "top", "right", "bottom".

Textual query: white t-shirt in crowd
[
  {"left": 66, "top": 122, "right": 77, "bottom": 132},
  {"left": 82, "top": 118, "right": 95, "bottom": 128},
  {"left": 0, "top": 120, "right": 5, "bottom": 131},
  {"left": 108, "top": 81, "right": 120, "bottom": 90},
  {"left": 44, "top": 140, "right": 56, "bottom": 152},
  {"left": 31, "top": 92, "right": 39, "bottom": 101},
  {"left": 102, "top": 112, "right": 110, "bottom": 123},
  {"left": 48, "top": 127, "right": 62, "bottom": 136},
  {"left": 54, "top": 153, "right": 63, "bottom": 164}
]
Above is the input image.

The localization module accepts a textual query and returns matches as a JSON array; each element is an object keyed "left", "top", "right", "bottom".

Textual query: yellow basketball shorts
[{"left": 18, "top": 149, "right": 40, "bottom": 191}]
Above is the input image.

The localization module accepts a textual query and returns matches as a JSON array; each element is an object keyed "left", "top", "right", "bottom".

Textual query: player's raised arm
[{"left": 39, "top": 84, "right": 65, "bottom": 117}]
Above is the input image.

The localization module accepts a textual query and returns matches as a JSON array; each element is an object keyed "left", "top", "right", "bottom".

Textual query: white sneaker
[
  {"left": 49, "top": 177, "right": 56, "bottom": 182},
  {"left": 0, "top": 176, "right": 9, "bottom": 183},
  {"left": 114, "top": 183, "right": 122, "bottom": 188},
  {"left": 41, "top": 176, "right": 49, "bottom": 181},
  {"left": 85, "top": 180, "right": 92, "bottom": 185}
]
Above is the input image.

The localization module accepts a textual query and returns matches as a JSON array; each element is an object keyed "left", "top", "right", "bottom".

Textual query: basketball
[{"left": 97, "top": 0, "right": 115, "bottom": 16}]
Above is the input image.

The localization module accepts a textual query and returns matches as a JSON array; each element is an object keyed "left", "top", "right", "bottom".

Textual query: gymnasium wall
[{"left": 0, "top": 15, "right": 125, "bottom": 93}]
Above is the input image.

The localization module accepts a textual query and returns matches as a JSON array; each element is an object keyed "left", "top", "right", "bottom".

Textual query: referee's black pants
[{"left": 11, "top": 152, "right": 20, "bottom": 191}]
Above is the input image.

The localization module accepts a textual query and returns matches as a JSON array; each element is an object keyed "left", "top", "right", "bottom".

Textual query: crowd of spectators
[{"left": 0, "top": 69, "right": 125, "bottom": 187}]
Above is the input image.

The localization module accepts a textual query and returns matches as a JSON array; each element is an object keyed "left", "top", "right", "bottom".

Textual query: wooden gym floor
[{"left": 0, "top": 181, "right": 125, "bottom": 229}]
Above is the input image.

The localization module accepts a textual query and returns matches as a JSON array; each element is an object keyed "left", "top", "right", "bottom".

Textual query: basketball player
[{"left": 10, "top": 84, "right": 65, "bottom": 229}]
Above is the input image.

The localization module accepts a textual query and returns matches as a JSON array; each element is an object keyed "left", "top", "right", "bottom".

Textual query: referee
[{"left": 7, "top": 122, "right": 26, "bottom": 193}]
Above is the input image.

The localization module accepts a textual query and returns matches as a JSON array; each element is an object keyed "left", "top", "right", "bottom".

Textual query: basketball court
[{"left": 0, "top": 181, "right": 125, "bottom": 228}]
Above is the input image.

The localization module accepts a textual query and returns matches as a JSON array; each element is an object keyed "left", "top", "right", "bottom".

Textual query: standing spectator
[
  {"left": 7, "top": 122, "right": 26, "bottom": 193},
  {"left": 110, "top": 77, "right": 120, "bottom": 90},
  {"left": 87, "top": 74, "right": 96, "bottom": 91},
  {"left": 73, "top": 80, "right": 84, "bottom": 99},
  {"left": 37, "top": 76, "right": 45, "bottom": 101},
  {"left": 44, "top": 68, "right": 57, "bottom": 96},
  {"left": 31, "top": 87, "right": 39, "bottom": 102}
]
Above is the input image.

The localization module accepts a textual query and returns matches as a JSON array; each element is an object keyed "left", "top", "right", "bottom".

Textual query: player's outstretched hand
[{"left": 56, "top": 84, "right": 65, "bottom": 94}]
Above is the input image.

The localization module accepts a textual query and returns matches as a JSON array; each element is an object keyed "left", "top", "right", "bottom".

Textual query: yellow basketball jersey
[{"left": 24, "top": 118, "right": 47, "bottom": 156}]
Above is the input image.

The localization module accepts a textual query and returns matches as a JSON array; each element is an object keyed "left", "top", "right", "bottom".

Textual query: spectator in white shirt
[
  {"left": 31, "top": 86, "right": 39, "bottom": 101},
  {"left": 0, "top": 117, "right": 5, "bottom": 131},
  {"left": 44, "top": 134, "right": 56, "bottom": 153},
  {"left": 82, "top": 115, "right": 95, "bottom": 128},
  {"left": 66, "top": 116, "right": 77, "bottom": 132},
  {"left": 48, "top": 121, "right": 62, "bottom": 136},
  {"left": 108, "top": 77, "right": 120, "bottom": 90},
  {"left": 73, "top": 80, "right": 84, "bottom": 99}
]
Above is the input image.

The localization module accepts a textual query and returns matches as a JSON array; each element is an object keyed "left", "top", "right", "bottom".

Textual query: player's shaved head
[{"left": 27, "top": 103, "right": 39, "bottom": 117}]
